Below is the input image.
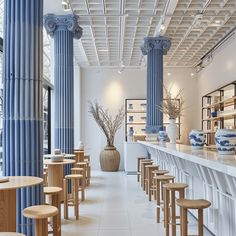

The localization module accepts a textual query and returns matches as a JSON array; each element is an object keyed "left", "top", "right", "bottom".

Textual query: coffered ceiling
[{"left": 68, "top": 0, "right": 236, "bottom": 68}]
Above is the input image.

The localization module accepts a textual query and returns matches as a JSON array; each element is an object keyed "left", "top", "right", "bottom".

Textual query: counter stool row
[{"left": 137, "top": 156, "right": 211, "bottom": 236}]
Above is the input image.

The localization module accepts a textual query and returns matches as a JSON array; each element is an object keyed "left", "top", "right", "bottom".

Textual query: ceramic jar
[
  {"left": 128, "top": 116, "right": 134, "bottom": 122},
  {"left": 189, "top": 129, "right": 205, "bottom": 149},
  {"left": 215, "top": 129, "right": 236, "bottom": 155},
  {"left": 159, "top": 130, "right": 167, "bottom": 142}
]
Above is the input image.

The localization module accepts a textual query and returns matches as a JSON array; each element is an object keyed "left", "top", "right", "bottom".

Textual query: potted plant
[
  {"left": 88, "top": 101, "right": 125, "bottom": 171},
  {"left": 159, "top": 86, "right": 184, "bottom": 143}
]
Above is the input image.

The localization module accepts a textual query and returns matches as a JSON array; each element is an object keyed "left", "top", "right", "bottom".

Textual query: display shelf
[
  {"left": 125, "top": 98, "right": 181, "bottom": 141},
  {"left": 202, "top": 81, "right": 236, "bottom": 145}
]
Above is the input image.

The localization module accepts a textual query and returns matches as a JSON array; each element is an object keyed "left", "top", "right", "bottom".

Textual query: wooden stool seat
[
  {"left": 71, "top": 167, "right": 84, "bottom": 171},
  {"left": 23, "top": 205, "right": 58, "bottom": 219},
  {"left": 152, "top": 170, "right": 169, "bottom": 175},
  {"left": 176, "top": 199, "right": 211, "bottom": 209},
  {"left": 163, "top": 183, "right": 188, "bottom": 191},
  {"left": 0, "top": 233, "right": 25, "bottom": 236},
  {"left": 23, "top": 205, "right": 58, "bottom": 236},
  {"left": 154, "top": 175, "right": 175, "bottom": 181},
  {"left": 65, "top": 174, "right": 83, "bottom": 179},
  {"left": 44, "top": 186, "right": 62, "bottom": 194},
  {"left": 176, "top": 199, "right": 211, "bottom": 236}
]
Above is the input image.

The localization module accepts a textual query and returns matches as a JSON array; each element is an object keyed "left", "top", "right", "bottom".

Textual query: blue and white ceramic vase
[
  {"left": 128, "top": 116, "right": 134, "bottom": 122},
  {"left": 159, "top": 130, "right": 167, "bottom": 143},
  {"left": 215, "top": 129, "right": 236, "bottom": 155},
  {"left": 189, "top": 129, "right": 205, "bottom": 149}
]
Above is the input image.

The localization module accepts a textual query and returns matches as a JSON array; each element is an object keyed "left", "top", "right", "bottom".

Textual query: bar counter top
[{"left": 138, "top": 141, "right": 236, "bottom": 178}]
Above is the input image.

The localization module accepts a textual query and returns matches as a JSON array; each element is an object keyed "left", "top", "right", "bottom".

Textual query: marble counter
[
  {"left": 138, "top": 141, "right": 236, "bottom": 177},
  {"left": 139, "top": 141, "right": 236, "bottom": 236}
]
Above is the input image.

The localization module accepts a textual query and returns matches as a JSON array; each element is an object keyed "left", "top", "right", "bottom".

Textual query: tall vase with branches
[
  {"left": 88, "top": 101, "right": 125, "bottom": 171},
  {"left": 159, "top": 86, "right": 184, "bottom": 143}
]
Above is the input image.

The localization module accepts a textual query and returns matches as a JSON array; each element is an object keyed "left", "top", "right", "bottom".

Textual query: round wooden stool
[
  {"left": 154, "top": 175, "right": 175, "bottom": 223},
  {"left": 84, "top": 155, "right": 91, "bottom": 185},
  {"left": 64, "top": 174, "right": 83, "bottom": 220},
  {"left": 0, "top": 233, "right": 25, "bottom": 236},
  {"left": 151, "top": 170, "right": 169, "bottom": 201},
  {"left": 140, "top": 160, "right": 153, "bottom": 190},
  {"left": 44, "top": 187, "right": 62, "bottom": 236},
  {"left": 76, "top": 162, "right": 90, "bottom": 187},
  {"left": 71, "top": 167, "right": 86, "bottom": 201},
  {"left": 144, "top": 165, "right": 159, "bottom": 200},
  {"left": 137, "top": 157, "right": 147, "bottom": 182},
  {"left": 23, "top": 205, "right": 58, "bottom": 236},
  {"left": 163, "top": 183, "right": 188, "bottom": 236},
  {"left": 176, "top": 199, "right": 211, "bottom": 236}
]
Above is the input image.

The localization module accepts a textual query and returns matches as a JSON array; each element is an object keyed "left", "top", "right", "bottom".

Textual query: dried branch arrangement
[
  {"left": 88, "top": 101, "right": 125, "bottom": 147},
  {"left": 159, "top": 86, "right": 184, "bottom": 119}
]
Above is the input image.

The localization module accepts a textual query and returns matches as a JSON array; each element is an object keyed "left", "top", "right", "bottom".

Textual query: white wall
[
  {"left": 79, "top": 67, "right": 198, "bottom": 170},
  {"left": 197, "top": 34, "right": 236, "bottom": 128}
]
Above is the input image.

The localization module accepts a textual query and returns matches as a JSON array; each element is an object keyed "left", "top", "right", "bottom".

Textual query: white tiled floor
[{"left": 61, "top": 171, "right": 213, "bottom": 236}]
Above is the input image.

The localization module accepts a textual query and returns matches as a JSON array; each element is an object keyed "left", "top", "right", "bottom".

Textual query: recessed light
[
  {"left": 191, "top": 72, "right": 195, "bottom": 77},
  {"left": 215, "top": 20, "right": 221, "bottom": 24},
  {"left": 98, "top": 49, "right": 109, "bottom": 52},
  {"left": 167, "top": 72, "right": 172, "bottom": 76}
]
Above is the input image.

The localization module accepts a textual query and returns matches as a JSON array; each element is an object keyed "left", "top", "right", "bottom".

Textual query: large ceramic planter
[
  {"left": 215, "top": 129, "right": 236, "bottom": 155},
  {"left": 189, "top": 129, "right": 205, "bottom": 149},
  {"left": 100, "top": 146, "right": 120, "bottom": 171},
  {"left": 167, "top": 119, "right": 178, "bottom": 144}
]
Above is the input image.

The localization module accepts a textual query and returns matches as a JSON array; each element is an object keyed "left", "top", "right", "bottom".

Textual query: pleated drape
[
  {"left": 141, "top": 36, "right": 171, "bottom": 133},
  {"left": 3, "top": 0, "right": 43, "bottom": 235}
]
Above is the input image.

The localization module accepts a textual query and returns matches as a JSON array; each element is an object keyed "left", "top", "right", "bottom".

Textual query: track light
[{"left": 118, "top": 64, "right": 125, "bottom": 74}]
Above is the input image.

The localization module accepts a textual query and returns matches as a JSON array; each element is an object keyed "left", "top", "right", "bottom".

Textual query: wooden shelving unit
[
  {"left": 125, "top": 98, "right": 181, "bottom": 141},
  {"left": 202, "top": 81, "right": 236, "bottom": 145}
]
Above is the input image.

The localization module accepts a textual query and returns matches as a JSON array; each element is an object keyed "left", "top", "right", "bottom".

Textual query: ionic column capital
[
  {"left": 141, "top": 36, "right": 171, "bottom": 55},
  {"left": 44, "top": 14, "right": 83, "bottom": 39}
]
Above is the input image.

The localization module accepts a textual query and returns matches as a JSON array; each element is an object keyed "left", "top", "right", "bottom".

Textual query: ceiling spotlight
[
  {"left": 167, "top": 72, "right": 172, "bottom": 76},
  {"left": 160, "top": 24, "right": 165, "bottom": 31},
  {"left": 61, "top": 0, "right": 70, "bottom": 11},
  {"left": 190, "top": 72, "right": 195, "bottom": 77},
  {"left": 61, "top": 0, "right": 68, "bottom": 6},
  {"left": 118, "top": 64, "right": 125, "bottom": 74},
  {"left": 215, "top": 20, "right": 221, "bottom": 24}
]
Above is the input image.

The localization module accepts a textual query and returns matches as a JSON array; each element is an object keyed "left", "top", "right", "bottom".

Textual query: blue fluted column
[
  {"left": 44, "top": 14, "right": 82, "bottom": 176},
  {"left": 3, "top": 0, "right": 43, "bottom": 235},
  {"left": 141, "top": 36, "right": 171, "bottom": 133}
]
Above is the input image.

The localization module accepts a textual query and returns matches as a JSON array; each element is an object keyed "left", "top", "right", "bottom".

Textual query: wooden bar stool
[
  {"left": 44, "top": 187, "right": 62, "bottom": 236},
  {"left": 137, "top": 157, "right": 147, "bottom": 182},
  {"left": 43, "top": 166, "right": 48, "bottom": 186},
  {"left": 154, "top": 175, "right": 175, "bottom": 223},
  {"left": 23, "top": 205, "right": 58, "bottom": 236},
  {"left": 140, "top": 160, "right": 153, "bottom": 190},
  {"left": 144, "top": 165, "right": 159, "bottom": 200},
  {"left": 0, "top": 233, "right": 25, "bottom": 236},
  {"left": 152, "top": 170, "right": 169, "bottom": 201},
  {"left": 71, "top": 167, "right": 86, "bottom": 201},
  {"left": 84, "top": 155, "right": 91, "bottom": 185},
  {"left": 76, "top": 162, "right": 90, "bottom": 187},
  {"left": 163, "top": 183, "right": 188, "bottom": 236},
  {"left": 64, "top": 174, "right": 83, "bottom": 220},
  {"left": 176, "top": 199, "right": 211, "bottom": 236}
]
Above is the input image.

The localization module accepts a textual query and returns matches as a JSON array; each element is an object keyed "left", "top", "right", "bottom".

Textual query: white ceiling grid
[{"left": 70, "top": 0, "right": 236, "bottom": 68}]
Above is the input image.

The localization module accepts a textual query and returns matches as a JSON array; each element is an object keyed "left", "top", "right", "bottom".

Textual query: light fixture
[
  {"left": 160, "top": 24, "right": 166, "bottom": 31},
  {"left": 167, "top": 72, "right": 172, "bottom": 76},
  {"left": 61, "top": 0, "right": 71, "bottom": 11},
  {"left": 61, "top": 0, "right": 68, "bottom": 6},
  {"left": 118, "top": 64, "right": 125, "bottom": 74},
  {"left": 190, "top": 72, "right": 195, "bottom": 77}
]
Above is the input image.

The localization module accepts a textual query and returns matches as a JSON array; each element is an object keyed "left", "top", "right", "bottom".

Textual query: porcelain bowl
[
  {"left": 215, "top": 129, "right": 236, "bottom": 155},
  {"left": 51, "top": 154, "right": 64, "bottom": 162},
  {"left": 158, "top": 131, "right": 167, "bottom": 142},
  {"left": 189, "top": 129, "right": 205, "bottom": 149}
]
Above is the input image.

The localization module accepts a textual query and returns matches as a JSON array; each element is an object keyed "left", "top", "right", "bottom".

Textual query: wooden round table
[
  {"left": 0, "top": 176, "right": 43, "bottom": 232},
  {"left": 43, "top": 154, "right": 76, "bottom": 159},
  {"left": 44, "top": 159, "right": 75, "bottom": 201}
]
